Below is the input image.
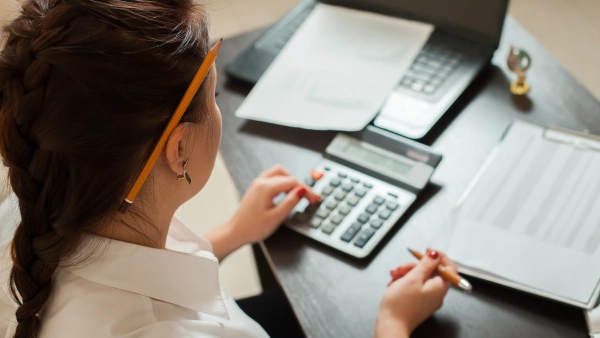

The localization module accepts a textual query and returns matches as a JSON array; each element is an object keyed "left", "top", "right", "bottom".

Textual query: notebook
[{"left": 433, "top": 120, "right": 600, "bottom": 309}]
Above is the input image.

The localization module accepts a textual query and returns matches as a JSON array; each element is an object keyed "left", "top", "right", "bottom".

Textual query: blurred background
[{"left": 0, "top": 0, "right": 599, "bottom": 299}]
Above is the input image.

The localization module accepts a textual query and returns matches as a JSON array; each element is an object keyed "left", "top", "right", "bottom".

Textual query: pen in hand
[{"left": 390, "top": 249, "right": 472, "bottom": 292}]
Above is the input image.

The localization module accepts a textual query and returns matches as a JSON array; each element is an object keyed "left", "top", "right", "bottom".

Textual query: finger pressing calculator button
[
  {"left": 339, "top": 205, "right": 352, "bottom": 215},
  {"left": 310, "top": 217, "right": 323, "bottom": 228},
  {"left": 338, "top": 172, "right": 348, "bottom": 179},
  {"left": 363, "top": 182, "right": 373, "bottom": 189},
  {"left": 347, "top": 196, "right": 361, "bottom": 206},
  {"left": 331, "top": 214, "right": 345, "bottom": 225},
  {"left": 365, "top": 204, "right": 378, "bottom": 214},
  {"left": 386, "top": 201, "right": 399, "bottom": 211},
  {"left": 334, "top": 191, "right": 347, "bottom": 201},
  {"left": 316, "top": 208, "right": 330, "bottom": 219},
  {"left": 354, "top": 228, "right": 376, "bottom": 248},
  {"left": 354, "top": 189, "right": 366, "bottom": 198},
  {"left": 321, "top": 222, "right": 336, "bottom": 235},
  {"left": 370, "top": 218, "right": 384, "bottom": 229},
  {"left": 350, "top": 178, "right": 360, "bottom": 183},
  {"left": 321, "top": 186, "right": 334, "bottom": 196},
  {"left": 357, "top": 214, "right": 370, "bottom": 224},
  {"left": 373, "top": 196, "right": 386, "bottom": 205},
  {"left": 379, "top": 209, "right": 392, "bottom": 220},
  {"left": 311, "top": 170, "right": 324, "bottom": 181},
  {"left": 325, "top": 200, "right": 339, "bottom": 210},
  {"left": 341, "top": 184, "right": 353, "bottom": 192},
  {"left": 330, "top": 179, "right": 341, "bottom": 187},
  {"left": 341, "top": 223, "right": 362, "bottom": 242},
  {"left": 304, "top": 178, "right": 315, "bottom": 187}
]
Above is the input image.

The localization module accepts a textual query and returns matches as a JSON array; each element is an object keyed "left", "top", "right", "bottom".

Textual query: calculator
[{"left": 285, "top": 126, "right": 442, "bottom": 258}]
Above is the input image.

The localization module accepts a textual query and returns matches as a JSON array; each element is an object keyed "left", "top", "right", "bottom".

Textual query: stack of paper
[{"left": 235, "top": 4, "right": 433, "bottom": 131}]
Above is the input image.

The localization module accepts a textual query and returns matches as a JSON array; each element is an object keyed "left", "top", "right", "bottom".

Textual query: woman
[{"left": 0, "top": 1, "right": 456, "bottom": 337}]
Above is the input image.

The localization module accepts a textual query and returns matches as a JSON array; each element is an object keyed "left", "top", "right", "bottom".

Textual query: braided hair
[{"left": 0, "top": 1, "right": 211, "bottom": 336}]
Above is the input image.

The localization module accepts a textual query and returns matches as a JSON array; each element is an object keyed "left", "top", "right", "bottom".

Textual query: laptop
[{"left": 226, "top": 0, "right": 509, "bottom": 139}]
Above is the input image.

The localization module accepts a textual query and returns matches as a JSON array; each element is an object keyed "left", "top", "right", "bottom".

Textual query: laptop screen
[{"left": 321, "top": 0, "right": 508, "bottom": 46}]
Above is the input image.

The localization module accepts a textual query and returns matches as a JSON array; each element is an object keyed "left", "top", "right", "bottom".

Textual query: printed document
[
  {"left": 448, "top": 120, "right": 600, "bottom": 304},
  {"left": 235, "top": 4, "right": 433, "bottom": 130}
]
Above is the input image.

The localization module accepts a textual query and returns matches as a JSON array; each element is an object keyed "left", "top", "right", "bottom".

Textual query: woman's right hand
[{"left": 374, "top": 250, "right": 456, "bottom": 338}]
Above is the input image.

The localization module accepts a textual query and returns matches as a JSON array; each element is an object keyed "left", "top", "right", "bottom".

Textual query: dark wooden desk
[{"left": 216, "top": 17, "right": 600, "bottom": 338}]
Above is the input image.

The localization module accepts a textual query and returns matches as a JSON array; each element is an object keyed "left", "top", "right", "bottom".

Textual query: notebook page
[
  {"left": 235, "top": 3, "right": 433, "bottom": 130},
  {"left": 448, "top": 120, "right": 600, "bottom": 304}
]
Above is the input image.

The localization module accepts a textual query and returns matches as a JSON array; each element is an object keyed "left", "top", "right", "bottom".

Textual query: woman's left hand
[{"left": 206, "top": 165, "right": 320, "bottom": 261}]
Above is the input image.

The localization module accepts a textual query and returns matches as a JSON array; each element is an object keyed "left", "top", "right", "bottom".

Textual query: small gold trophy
[{"left": 507, "top": 46, "right": 531, "bottom": 95}]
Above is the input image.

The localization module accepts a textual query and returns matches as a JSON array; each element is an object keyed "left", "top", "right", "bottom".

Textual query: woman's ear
[{"left": 163, "top": 123, "right": 189, "bottom": 175}]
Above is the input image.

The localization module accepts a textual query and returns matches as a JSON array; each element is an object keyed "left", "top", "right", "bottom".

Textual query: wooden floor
[{"left": 1, "top": 0, "right": 599, "bottom": 299}]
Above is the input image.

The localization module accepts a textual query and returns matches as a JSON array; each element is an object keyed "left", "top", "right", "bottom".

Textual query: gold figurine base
[{"left": 510, "top": 81, "right": 530, "bottom": 96}]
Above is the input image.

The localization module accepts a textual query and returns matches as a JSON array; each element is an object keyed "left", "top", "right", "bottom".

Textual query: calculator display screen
[{"left": 344, "top": 143, "right": 412, "bottom": 176}]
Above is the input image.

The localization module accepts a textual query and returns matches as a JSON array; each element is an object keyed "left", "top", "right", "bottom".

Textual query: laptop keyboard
[
  {"left": 400, "top": 43, "right": 462, "bottom": 95},
  {"left": 264, "top": 6, "right": 313, "bottom": 52}
]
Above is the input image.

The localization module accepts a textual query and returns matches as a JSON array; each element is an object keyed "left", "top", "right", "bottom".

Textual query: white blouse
[{"left": 0, "top": 193, "right": 269, "bottom": 338}]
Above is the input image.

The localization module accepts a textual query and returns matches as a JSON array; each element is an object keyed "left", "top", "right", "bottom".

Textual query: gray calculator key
[
  {"left": 322, "top": 222, "right": 337, "bottom": 235},
  {"left": 370, "top": 218, "right": 384, "bottom": 229},
  {"left": 341, "top": 223, "right": 362, "bottom": 242},
  {"left": 334, "top": 191, "right": 347, "bottom": 201},
  {"left": 386, "top": 201, "right": 399, "bottom": 211},
  {"left": 304, "top": 178, "right": 315, "bottom": 187},
  {"left": 330, "top": 179, "right": 341, "bottom": 187},
  {"left": 350, "top": 178, "right": 360, "bottom": 183},
  {"left": 339, "top": 205, "right": 352, "bottom": 215},
  {"left": 341, "top": 184, "right": 353, "bottom": 192},
  {"left": 357, "top": 214, "right": 370, "bottom": 224},
  {"left": 321, "top": 185, "right": 334, "bottom": 196},
  {"left": 293, "top": 212, "right": 310, "bottom": 223},
  {"left": 363, "top": 182, "right": 373, "bottom": 189},
  {"left": 331, "top": 214, "right": 345, "bottom": 225},
  {"left": 338, "top": 172, "right": 348, "bottom": 179},
  {"left": 373, "top": 196, "right": 386, "bottom": 205},
  {"left": 325, "top": 200, "right": 339, "bottom": 210},
  {"left": 305, "top": 203, "right": 320, "bottom": 214},
  {"left": 316, "top": 208, "right": 330, "bottom": 219},
  {"left": 354, "top": 189, "right": 366, "bottom": 198},
  {"left": 379, "top": 209, "right": 392, "bottom": 220},
  {"left": 347, "top": 196, "right": 361, "bottom": 206},
  {"left": 354, "top": 228, "right": 376, "bottom": 248},
  {"left": 365, "top": 204, "right": 378, "bottom": 214},
  {"left": 310, "top": 217, "right": 323, "bottom": 228}
]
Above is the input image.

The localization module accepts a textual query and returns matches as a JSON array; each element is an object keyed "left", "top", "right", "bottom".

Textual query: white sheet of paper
[
  {"left": 235, "top": 4, "right": 433, "bottom": 131},
  {"left": 448, "top": 120, "right": 600, "bottom": 304}
]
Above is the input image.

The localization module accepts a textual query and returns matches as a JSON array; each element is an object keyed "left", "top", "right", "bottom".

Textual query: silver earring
[{"left": 176, "top": 159, "right": 192, "bottom": 186}]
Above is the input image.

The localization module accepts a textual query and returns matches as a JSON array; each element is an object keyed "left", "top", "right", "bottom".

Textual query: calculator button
[
  {"left": 338, "top": 172, "right": 348, "bottom": 179},
  {"left": 330, "top": 179, "right": 341, "bottom": 187},
  {"left": 357, "top": 214, "right": 370, "bottom": 224},
  {"left": 365, "top": 204, "right": 379, "bottom": 214},
  {"left": 370, "top": 219, "right": 384, "bottom": 229},
  {"left": 341, "top": 184, "right": 353, "bottom": 192},
  {"left": 354, "top": 228, "right": 376, "bottom": 248},
  {"left": 363, "top": 182, "right": 373, "bottom": 189},
  {"left": 310, "top": 217, "right": 323, "bottom": 228},
  {"left": 316, "top": 208, "right": 330, "bottom": 219},
  {"left": 341, "top": 223, "right": 362, "bottom": 242},
  {"left": 386, "top": 201, "right": 399, "bottom": 211},
  {"left": 373, "top": 196, "right": 386, "bottom": 205},
  {"left": 304, "top": 177, "right": 315, "bottom": 187},
  {"left": 334, "top": 191, "right": 347, "bottom": 201},
  {"left": 379, "top": 209, "right": 392, "bottom": 220},
  {"left": 293, "top": 212, "right": 310, "bottom": 223},
  {"left": 347, "top": 196, "right": 361, "bottom": 206},
  {"left": 321, "top": 186, "right": 334, "bottom": 196},
  {"left": 305, "top": 203, "right": 320, "bottom": 214},
  {"left": 311, "top": 170, "right": 324, "bottom": 181},
  {"left": 325, "top": 200, "right": 339, "bottom": 210},
  {"left": 354, "top": 189, "right": 366, "bottom": 198},
  {"left": 323, "top": 166, "right": 331, "bottom": 171},
  {"left": 339, "top": 205, "right": 352, "bottom": 216},
  {"left": 322, "top": 222, "right": 336, "bottom": 235},
  {"left": 350, "top": 178, "right": 360, "bottom": 183},
  {"left": 331, "top": 214, "right": 345, "bottom": 225}
]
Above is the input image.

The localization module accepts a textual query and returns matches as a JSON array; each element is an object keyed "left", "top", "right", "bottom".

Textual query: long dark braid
[{"left": 0, "top": 1, "right": 211, "bottom": 337}]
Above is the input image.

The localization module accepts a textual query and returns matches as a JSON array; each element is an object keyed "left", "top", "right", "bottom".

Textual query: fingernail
[
  {"left": 428, "top": 250, "right": 439, "bottom": 259},
  {"left": 297, "top": 187, "right": 307, "bottom": 198}
]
